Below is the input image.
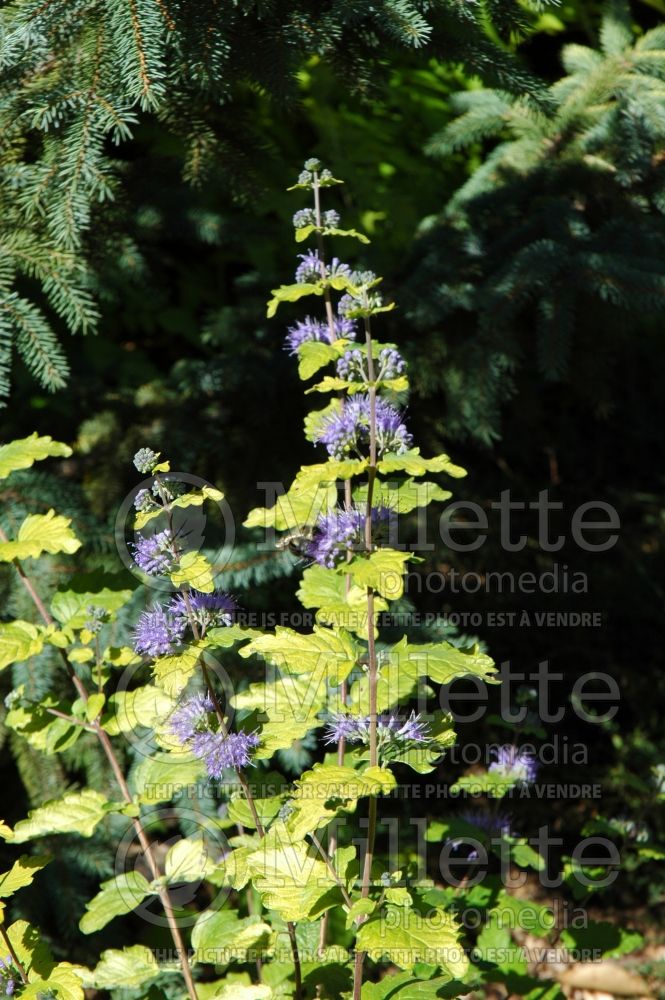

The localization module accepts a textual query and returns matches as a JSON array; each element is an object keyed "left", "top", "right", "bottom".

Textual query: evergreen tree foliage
[
  {"left": 0, "top": 0, "right": 556, "bottom": 403},
  {"left": 405, "top": 0, "right": 665, "bottom": 441}
]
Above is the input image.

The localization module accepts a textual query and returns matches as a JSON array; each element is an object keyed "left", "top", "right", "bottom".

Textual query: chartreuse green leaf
[
  {"left": 294, "top": 224, "right": 369, "bottom": 244},
  {"left": 244, "top": 478, "right": 336, "bottom": 530},
  {"left": 231, "top": 673, "right": 327, "bottom": 757},
  {"left": 103, "top": 684, "right": 174, "bottom": 735},
  {"left": 239, "top": 625, "right": 359, "bottom": 684},
  {"left": 0, "top": 434, "right": 71, "bottom": 479},
  {"left": 50, "top": 573, "right": 134, "bottom": 629},
  {"left": 9, "top": 790, "right": 118, "bottom": 843},
  {"left": 357, "top": 905, "right": 468, "bottom": 976},
  {"left": 389, "top": 636, "right": 498, "bottom": 686},
  {"left": 151, "top": 640, "right": 207, "bottom": 697},
  {"left": 0, "top": 621, "right": 43, "bottom": 671},
  {"left": 0, "top": 854, "right": 49, "bottom": 897},
  {"left": 245, "top": 822, "right": 338, "bottom": 921},
  {"left": 21, "top": 964, "right": 85, "bottom": 1000},
  {"left": 377, "top": 448, "right": 467, "bottom": 479},
  {"left": 191, "top": 908, "right": 272, "bottom": 964},
  {"left": 79, "top": 872, "right": 153, "bottom": 933},
  {"left": 285, "top": 763, "right": 397, "bottom": 839},
  {"left": 78, "top": 945, "right": 160, "bottom": 989},
  {"left": 345, "top": 548, "right": 411, "bottom": 599},
  {"left": 0, "top": 510, "right": 81, "bottom": 561},
  {"left": 164, "top": 836, "right": 216, "bottom": 884},
  {"left": 207, "top": 844, "right": 255, "bottom": 891},
  {"left": 5, "top": 693, "right": 82, "bottom": 754},
  {"left": 361, "top": 971, "right": 470, "bottom": 998},
  {"left": 6, "top": 918, "right": 55, "bottom": 975},
  {"left": 354, "top": 478, "right": 452, "bottom": 513},
  {"left": 133, "top": 750, "right": 206, "bottom": 804},
  {"left": 245, "top": 456, "right": 367, "bottom": 531},
  {"left": 170, "top": 550, "right": 215, "bottom": 592},
  {"left": 298, "top": 338, "right": 350, "bottom": 380},
  {"left": 267, "top": 281, "right": 322, "bottom": 318},
  {"left": 294, "top": 457, "right": 368, "bottom": 488},
  {"left": 135, "top": 485, "right": 225, "bottom": 529},
  {"left": 228, "top": 771, "right": 288, "bottom": 830},
  {"left": 297, "top": 564, "right": 388, "bottom": 639}
]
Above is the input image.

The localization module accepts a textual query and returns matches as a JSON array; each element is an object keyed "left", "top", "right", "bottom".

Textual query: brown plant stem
[{"left": 0, "top": 925, "right": 28, "bottom": 984}]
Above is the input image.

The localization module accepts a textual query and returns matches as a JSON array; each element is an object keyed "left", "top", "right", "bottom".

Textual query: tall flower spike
[{"left": 134, "top": 605, "right": 187, "bottom": 658}]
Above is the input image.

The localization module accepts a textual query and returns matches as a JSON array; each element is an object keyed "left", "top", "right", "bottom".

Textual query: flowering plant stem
[
  {"left": 352, "top": 314, "right": 380, "bottom": 999},
  {"left": 155, "top": 480, "right": 305, "bottom": 999},
  {"left": 0, "top": 527, "right": 200, "bottom": 1000},
  {"left": 314, "top": 166, "right": 352, "bottom": 955}
]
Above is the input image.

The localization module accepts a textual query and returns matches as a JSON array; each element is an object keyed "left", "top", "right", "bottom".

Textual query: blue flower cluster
[
  {"left": 324, "top": 711, "right": 429, "bottom": 746},
  {"left": 336, "top": 349, "right": 366, "bottom": 382},
  {"left": 295, "top": 250, "right": 351, "bottom": 284},
  {"left": 292, "top": 208, "right": 340, "bottom": 229},
  {"left": 489, "top": 744, "right": 539, "bottom": 783},
  {"left": 131, "top": 529, "right": 176, "bottom": 575},
  {"left": 313, "top": 394, "right": 412, "bottom": 459},
  {"left": 307, "top": 506, "right": 392, "bottom": 568},
  {"left": 133, "top": 590, "right": 238, "bottom": 658},
  {"left": 169, "top": 693, "right": 259, "bottom": 777},
  {"left": 285, "top": 316, "right": 357, "bottom": 354}
]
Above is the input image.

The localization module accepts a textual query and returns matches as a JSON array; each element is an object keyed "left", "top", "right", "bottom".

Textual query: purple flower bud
[
  {"left": 336, "top": 349, "right": 365, "bottom": 382},
  {"left": 133, "top": 448, "right": 159, "bottom": 474},
  {"left": 293, "top": 208, "right": 316, "bottom": 228},
  {"left": 133, "top": 488, "right": 154, "bottom": 512},
  {"left": 378, "top": 347, "right": 406, "bottom": 379}
]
